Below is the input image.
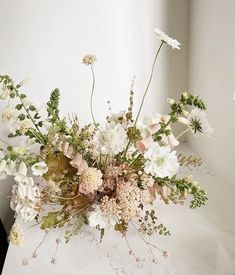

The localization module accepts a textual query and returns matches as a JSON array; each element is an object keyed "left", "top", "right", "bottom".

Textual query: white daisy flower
[
  {"left": 88, "top": 204, "right": 118, "bottom": 230},
  {"left": 144, "top": 142, "right": 179, "bottom": 178},
  {"left": 31, "top": 161, "right": 48, "bottom": 176},
  {"left": 154, "top": 28, "right": 181, "bottom": 50},
  {"left": 188, "top": 108, "right": 213, "bottom": 137},
  {"left": 10, "top": 177, "right": 41, "bottom": 222},
  {"left": 93, "top": 122, "right": 128, "bottom": 155}
]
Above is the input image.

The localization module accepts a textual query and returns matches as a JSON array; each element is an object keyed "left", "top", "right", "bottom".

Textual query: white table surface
[{"left": 2, "top": 144, "right": 235, "bottom": 275}]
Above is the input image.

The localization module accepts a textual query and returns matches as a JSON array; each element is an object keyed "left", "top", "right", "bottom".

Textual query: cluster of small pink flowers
[
  {"left": 116, "top": 180, "right": 141, "bottom": 223},
  {"left": 100, "top": 195, "right": 121, "bottom": 217}
]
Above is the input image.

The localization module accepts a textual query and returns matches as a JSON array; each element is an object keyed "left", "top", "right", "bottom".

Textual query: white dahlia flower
[
  {"left": 88, "top": 204, "right": 117, "bottom": 230},
  {"left": 144, "top": 142, "right": 179, "bottom": 178},
  {"left": 93, "top": 122, "right": 128, "bottom": 155}
]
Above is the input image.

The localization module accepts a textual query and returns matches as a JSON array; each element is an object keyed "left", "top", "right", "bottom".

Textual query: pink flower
[
  {"left": 167, "top": 133, "right": 179, "bottom": 148},
  {"left": 136, "top": 135, "right": 153, "bottom": 153},
  {"left": 70, "top": 153, "right": 88, "bottom": 175}
]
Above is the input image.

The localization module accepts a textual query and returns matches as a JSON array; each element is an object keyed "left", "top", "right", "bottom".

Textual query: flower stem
[
  {"left": 90, "top": 65, "right": 97, "bottom": 126},
  {"left": 134, "top": 42, "right": 164, "bottom": 126},
  {"left": 177, "top": 128, "right": 190, "bottom": 140}
]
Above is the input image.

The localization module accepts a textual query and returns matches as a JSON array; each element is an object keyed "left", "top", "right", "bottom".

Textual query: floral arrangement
[{"left": 1, "top": 28, "right": 213, "bottom": 264}]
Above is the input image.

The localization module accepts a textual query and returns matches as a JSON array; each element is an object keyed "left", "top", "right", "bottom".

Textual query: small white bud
[{"left": 167, "top": 98, "right": 175, "bottom": 105}]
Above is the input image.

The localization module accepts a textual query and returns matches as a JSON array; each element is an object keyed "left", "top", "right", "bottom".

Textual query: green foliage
[
  {"left": 156, "top": 176, "right": 208, "bottom": 209},
  {"left": 47, "top": 89, "right": 67, "bottom": 133},
  {"left": 64, "top": 216, "right": 85, "bottom": 243},
  {"left": 41, "top": 211, "right": 67, "bottom": 230}
]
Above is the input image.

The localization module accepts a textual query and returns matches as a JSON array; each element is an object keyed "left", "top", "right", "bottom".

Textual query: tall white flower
[
  {"left": 88, "top": 204, "right": 117, "bottom": 230},
  {"left": 93, "top": 122, "right": 128, "bottom": 155},
  {"left": 188, "top": 108, "right": 213, "bottom": 137},
  {"left": 10, "top": 177, "right": 41, "bottom": 222},
  {"left": 154, "top": 28, "right": 181, "bottom": 50},
  {"left": 31, "top": 161, "right": 48, "bottom": 176},
  {"left": 144, "top": 142, "right": 179, "bottom": 178}
]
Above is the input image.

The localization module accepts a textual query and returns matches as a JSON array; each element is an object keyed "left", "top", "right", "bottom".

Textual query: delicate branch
[
  {"left": 90, "top": 65, "right": 97, "bottom": 126},
  {"left": 134, "top": 42, "right": 164, "bottom": 126},
  {"left": 177, "top": 128, "right": 190, "bottom": 140}
]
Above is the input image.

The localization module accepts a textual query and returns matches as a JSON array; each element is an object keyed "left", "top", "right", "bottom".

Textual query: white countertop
[{"left": 2, "top": 144, "right": 235, "bottom": 275}]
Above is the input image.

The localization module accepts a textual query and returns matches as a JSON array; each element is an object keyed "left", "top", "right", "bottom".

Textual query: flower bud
[{"left": 167, "top": 98, "right": 175, "bottom": 105}]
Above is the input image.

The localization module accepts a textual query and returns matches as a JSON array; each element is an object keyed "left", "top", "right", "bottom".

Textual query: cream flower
[
  {"left": 93, "top": 122, "right": 128, "bottom": 155},
  {"left": 154, "top": 28, "right": 181, "bottom": 49},
  {"left": 10, "top": 177, "right": 41, "bottom": 221},
  {"left": 1, "top": 105, "right": 16, "bottom": 122},
  {"left": 8, "top": 223, "right": 25, "bottom": 247},
  {"left": 0, "top": 85, "right": 10, "bottom": 100},
  {"left": 188, "top": 108, "right": 214, "bottom": 137},
  {"left": 144, "top": 142, "right": 179, "bottom": 178},
  {"left": 79, "top": 167, "right": 103, "bottom": 194},
  {"left": 82, "top": 54, "right": 97, "bottom": 65},
  {"left": 9, "top": 118, "right": 32, "bottom": 135},
  {"left": 31, "top": 161, "right": 48, "bottom": 176},
  {"left": 88, "top": 204, "right": 118, "bottom": 230},
  {"left": 12, "top": 146, "right": 28, "bottom": 155}
]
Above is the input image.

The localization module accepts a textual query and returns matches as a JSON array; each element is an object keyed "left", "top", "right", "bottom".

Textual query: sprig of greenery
[
  {"left": 0, "top": 75, "right": 46, "bottom": 144},
  {"left": 154, "top": 93, "right": 206, "bottom": 141},
  {"left": 47, "top": 89, "right": 67, "bottom": 133},
  {"left": 156, "top": 176, "right": 208, "bottom": 209}
]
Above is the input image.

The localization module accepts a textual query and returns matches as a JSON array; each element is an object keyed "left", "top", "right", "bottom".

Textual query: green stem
[
  {"left": 90, "top": 65, "right": 97, "bottom": 126},
  {"left": 134, "top": 42, "right": 164, "bottom": 126}
]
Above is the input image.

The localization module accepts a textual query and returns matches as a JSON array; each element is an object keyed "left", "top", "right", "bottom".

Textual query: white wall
[
  {"left": 0, "top": 0, "right": 189, "bottom": 231},
  {"left": 188, "top": 0, "right": 235, "bottom": 185}
]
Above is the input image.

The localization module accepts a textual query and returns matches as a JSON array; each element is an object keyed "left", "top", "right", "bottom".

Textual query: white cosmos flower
[
  {"left": 10, "top": 177, "right": 41, "bottom": 222},
  {"left": 188, "top": 108, "right": 214, "bottom": 137},
  {"left": 154, "top": 28, "right": 181, "bottom": 49},
  {"left": 88, "top": 204, "right": 117, "bottom": 230},
  {"left": 31, "top": 161, "right": 48, "bottom": 176},
  {"left": 93, "top": 122, "right": 128, "bottom": 155},
  {"left": 144, "top": 142, "right": 179, "bottom": 178}
]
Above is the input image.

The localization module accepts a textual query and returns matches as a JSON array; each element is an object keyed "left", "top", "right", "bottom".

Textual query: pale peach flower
[
  {"left": 70, "top": 153, "right": 88, "bottom": 175},
  {"left": 136, "top": 135, "right": 153, "bottom": 153}
]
